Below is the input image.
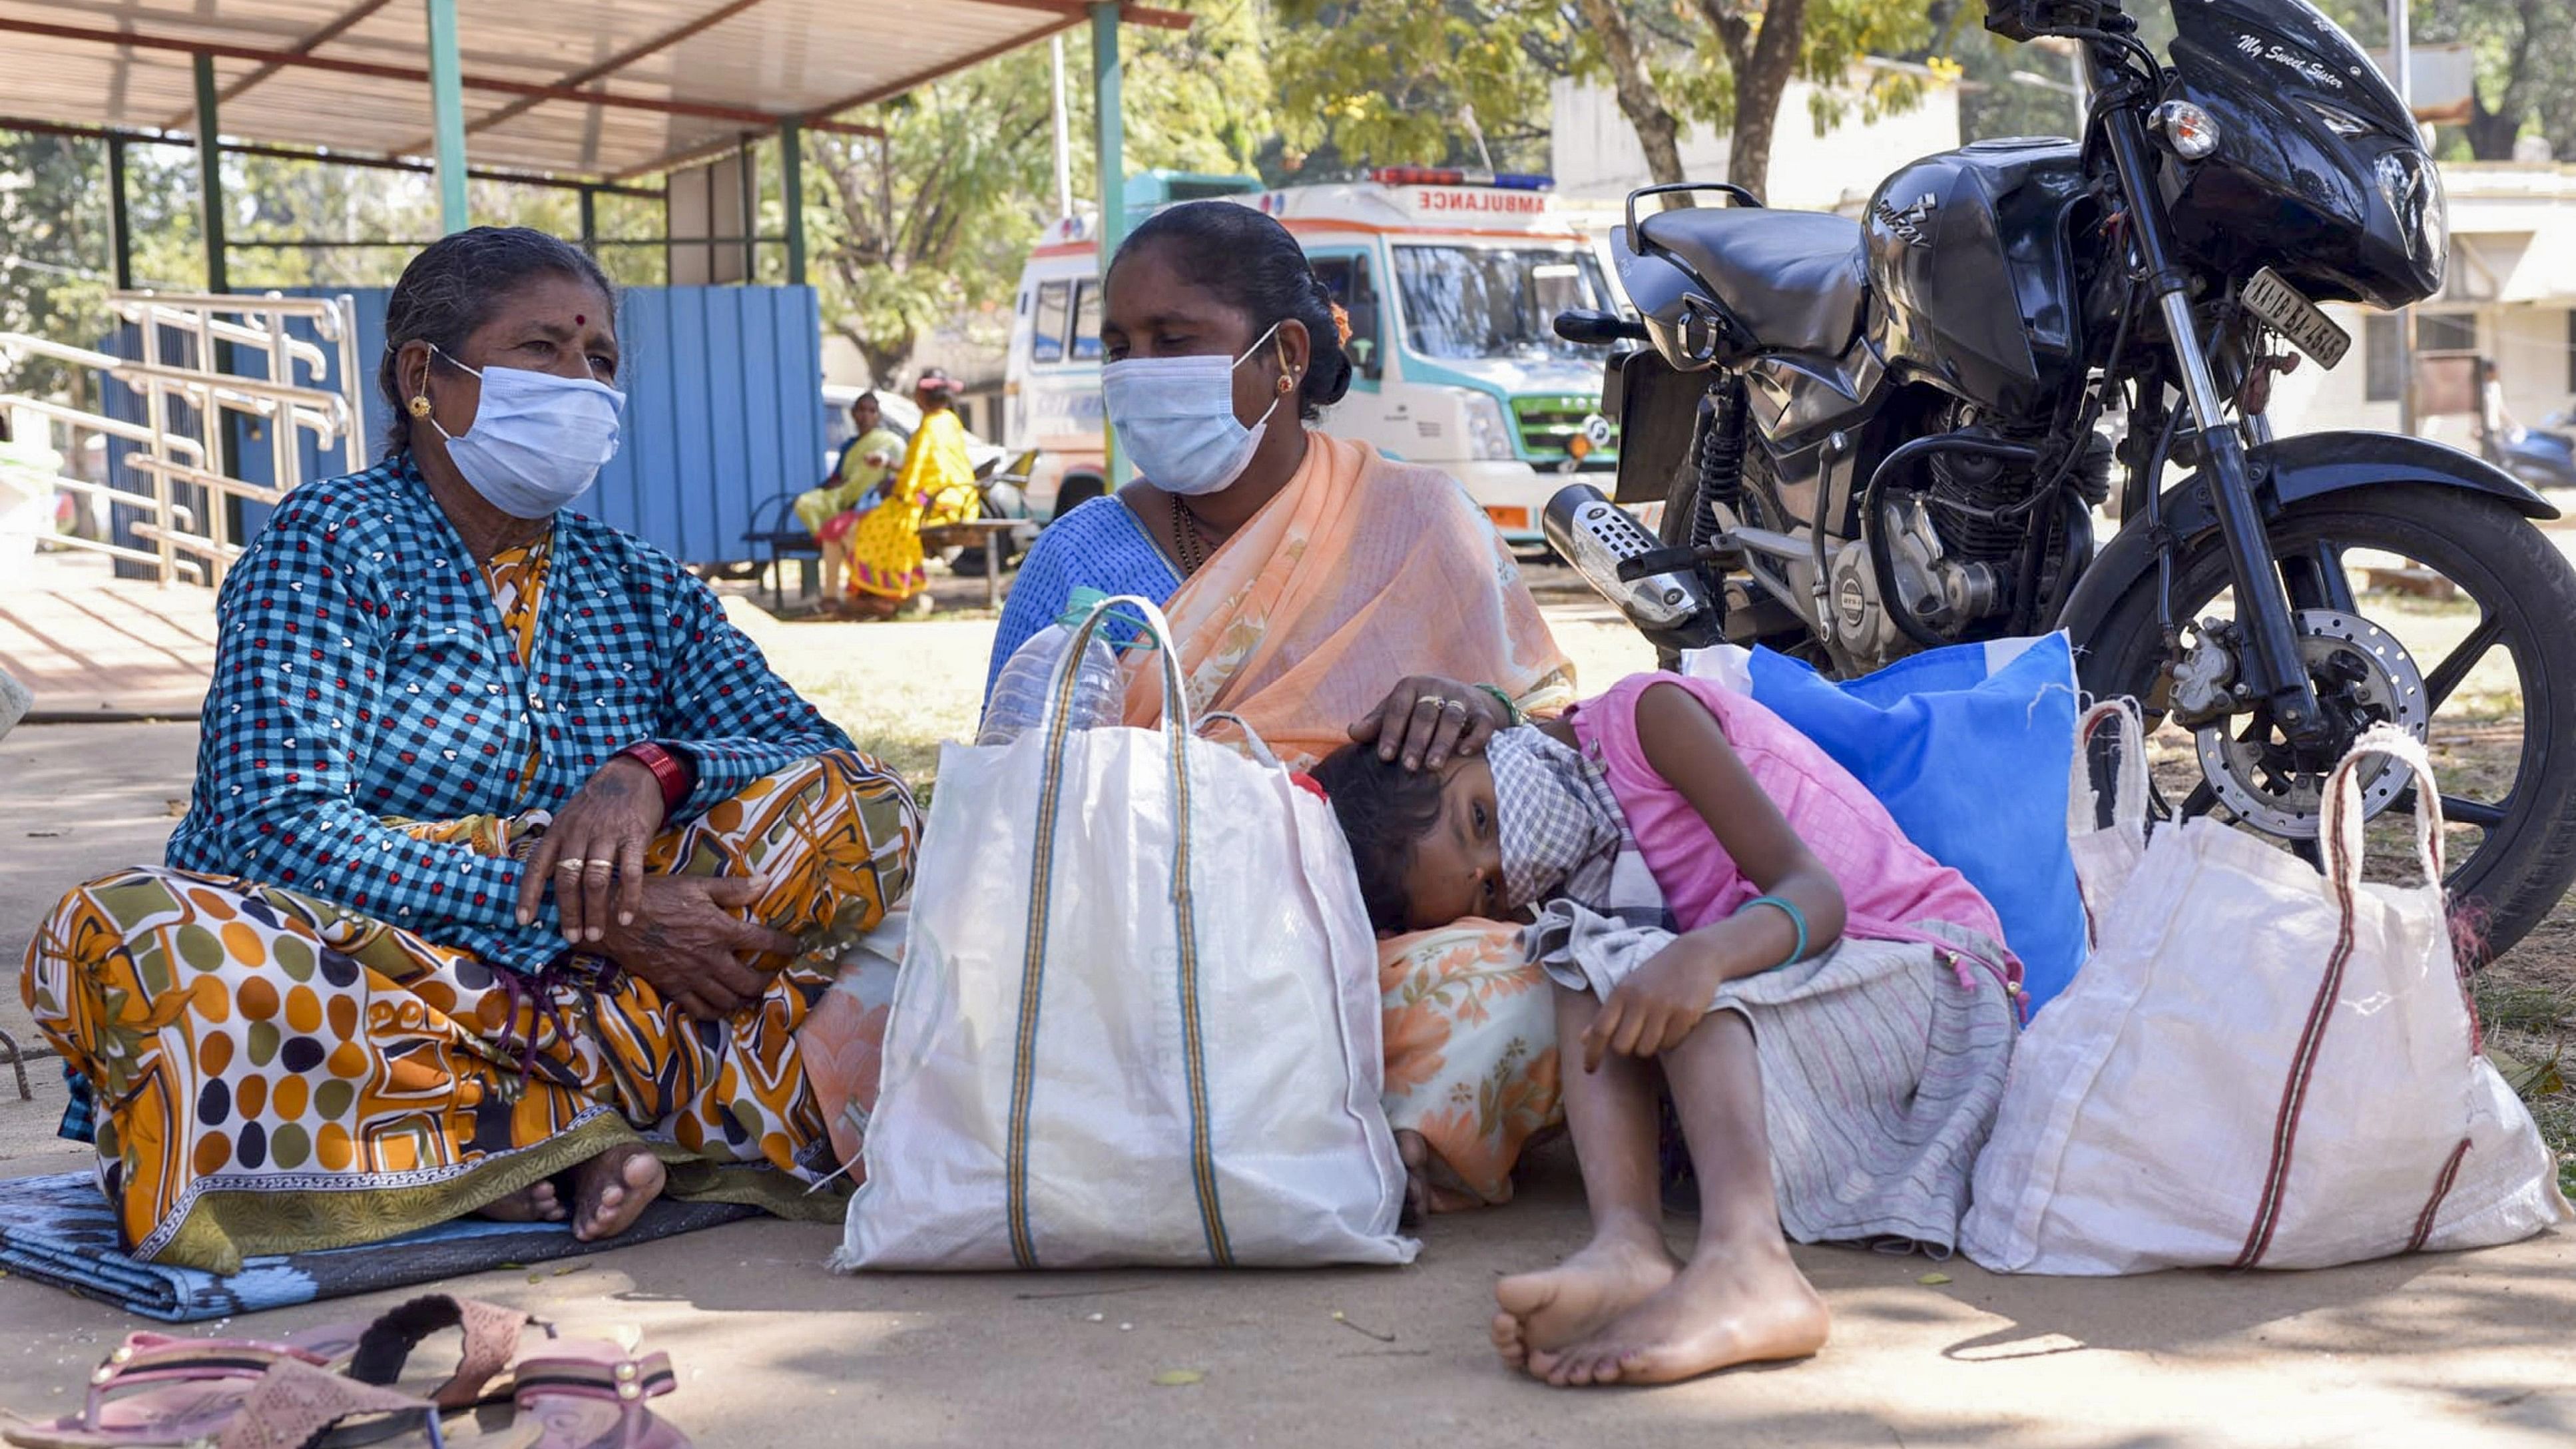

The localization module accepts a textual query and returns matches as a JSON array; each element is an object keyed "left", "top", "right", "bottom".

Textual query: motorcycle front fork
[{"left": 2097, "top": 88, "right": 2331, "bottom": 746}]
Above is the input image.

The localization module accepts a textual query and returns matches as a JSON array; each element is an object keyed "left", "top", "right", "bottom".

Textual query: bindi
[{"left": 574, "top": 314, "right": 587, "bottom": 325}]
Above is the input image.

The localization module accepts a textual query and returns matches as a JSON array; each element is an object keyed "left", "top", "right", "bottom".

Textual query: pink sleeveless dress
[{"left": 1566, "top": 673, "right": 2016, "bottom": 986}]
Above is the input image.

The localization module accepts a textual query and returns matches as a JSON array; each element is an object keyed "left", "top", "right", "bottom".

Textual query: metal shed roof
[{"left": 0, "top": 0, "right": 1185, "bottom": 182}]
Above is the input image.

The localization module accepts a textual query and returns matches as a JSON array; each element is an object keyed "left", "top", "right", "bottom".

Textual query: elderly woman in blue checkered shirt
[{"left": 19, "top": 228, "right": 919, "bottom": 1273}]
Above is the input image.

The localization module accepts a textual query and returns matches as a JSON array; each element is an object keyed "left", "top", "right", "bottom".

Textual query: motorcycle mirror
[{"left": 1542, "top": 483, "right": 1722, "bottom": 648}]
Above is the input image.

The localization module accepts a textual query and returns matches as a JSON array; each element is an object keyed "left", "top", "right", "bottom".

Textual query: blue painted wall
[{"left": 102, "top": 284, "right": 825, "bottom": 572}]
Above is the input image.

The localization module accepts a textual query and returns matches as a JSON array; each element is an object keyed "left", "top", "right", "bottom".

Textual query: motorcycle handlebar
[{"left": 1554, "top": 309, "right": 1649, "bottom": 346}]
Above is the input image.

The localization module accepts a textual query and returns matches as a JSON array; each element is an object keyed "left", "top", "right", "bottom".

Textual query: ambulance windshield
[{"left": 1391, "top": 245, "right": 1610, "bottom": 361}]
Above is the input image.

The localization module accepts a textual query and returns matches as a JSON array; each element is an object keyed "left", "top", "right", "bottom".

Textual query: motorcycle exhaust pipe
[{"left": 1542, "top": 483, "right": 1722, "bottom": 649}]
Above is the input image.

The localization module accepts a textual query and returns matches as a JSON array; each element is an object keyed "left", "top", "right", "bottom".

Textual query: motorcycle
[
  {"left": 2497, "top": 410, "right": 2576, "bottom": 491},
  {"left": 1547, "top": 0, "right": 2576, "bottom": 959}
]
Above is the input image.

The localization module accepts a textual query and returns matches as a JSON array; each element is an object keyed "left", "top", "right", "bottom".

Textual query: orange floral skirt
[{"left": 21, "top": 751, "right": 919, "bottom": 1273}]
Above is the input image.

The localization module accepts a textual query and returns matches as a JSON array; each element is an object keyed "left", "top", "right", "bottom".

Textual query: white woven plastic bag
[
  {"left": 837, "top": 595, "right": 1416, "bottom": 1270},
  {"left": 1964, "top": 705, "right": 2568, "bottom": 1274}
]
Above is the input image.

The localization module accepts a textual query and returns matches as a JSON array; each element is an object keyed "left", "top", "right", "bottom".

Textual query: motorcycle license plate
[{"left": 2242, "top": 267, "right": 2350, "bottom": 370}]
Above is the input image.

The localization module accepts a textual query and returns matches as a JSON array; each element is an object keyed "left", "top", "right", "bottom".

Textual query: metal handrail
[
  {"left": 0, "top": 394, "right": 207, "bottom": 460},
  {"left": 121, "top": 455, "right": 290, "bottom": 505},
  {"left": 113, "top": 302, "right": 330, "bottom": 377},
  {"left": 5, "top": 291, "right": 362, "bottom": 586}
]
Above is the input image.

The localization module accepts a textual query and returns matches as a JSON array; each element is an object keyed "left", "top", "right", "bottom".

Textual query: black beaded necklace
[{"left": 1170, "top": 492, "right": 1213, "bottom": 575}]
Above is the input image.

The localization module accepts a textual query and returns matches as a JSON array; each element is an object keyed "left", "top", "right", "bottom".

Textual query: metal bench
[
  {"left": 920, "top": 517, "right": 1035, "bottom": 611},
  {"left": 740, "top": 490, "right": 826, "bottom": 613}
]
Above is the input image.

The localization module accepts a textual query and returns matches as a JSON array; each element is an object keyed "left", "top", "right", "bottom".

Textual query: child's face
[{"left": 1397, "top": 753, "right": 1507, "bottom": 932}]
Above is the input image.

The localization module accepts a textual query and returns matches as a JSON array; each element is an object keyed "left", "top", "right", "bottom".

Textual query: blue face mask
[
  {"left": 1098, "top": 321, "right": 1286, "bottom": 497},
  {"left": 429, "top": 346, "right": 626, "bottom": 519}
]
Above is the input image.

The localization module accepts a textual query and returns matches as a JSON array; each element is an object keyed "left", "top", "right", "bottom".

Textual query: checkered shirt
[{"left": 164, "top": 452, "right": 855, "bottom": 976}]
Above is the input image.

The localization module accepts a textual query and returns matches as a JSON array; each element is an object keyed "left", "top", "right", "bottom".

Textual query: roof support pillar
[
  {"left": 780, "top": 119, "right": 807, "bottom": 286},
  {"left": 424, "top": 0, "right": 470, "bottom": 232},
  {"left": 1092, "top": 1, "right": 1127, "bottom": 485},
  {"left": 192, "top": 54, "right": 228, "bottom": 293},
  {"left": 577, "top": 184, "right": 597, "bottom": 251},
  {"left": 105, "top": 133, "right": 133, "bottom": 292}
]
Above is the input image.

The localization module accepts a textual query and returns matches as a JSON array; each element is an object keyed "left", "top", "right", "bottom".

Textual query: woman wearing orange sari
[{"left": 803, "top": 202, "right": 1575, "bottom": 1213}]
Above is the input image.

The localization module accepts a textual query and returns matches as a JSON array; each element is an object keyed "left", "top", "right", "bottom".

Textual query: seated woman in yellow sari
[
  {"left": 793, "top": 390, "right": 904, "bottom": 602},
  {"left": 800, "top": 202, "right": 1574, "bottom": 1214},
  {"left": 845, "top": 370, "right": 981, "bottom": 619}
]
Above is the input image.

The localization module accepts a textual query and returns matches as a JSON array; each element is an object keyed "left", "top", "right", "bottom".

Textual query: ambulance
[{"left": 1002, "top": 168, "right": 1622, "bottom": 544}]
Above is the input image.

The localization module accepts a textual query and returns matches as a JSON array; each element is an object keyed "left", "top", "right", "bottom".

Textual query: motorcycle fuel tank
[{"left": 1863, "top": 137, "right": 2088, "bottom": 418}]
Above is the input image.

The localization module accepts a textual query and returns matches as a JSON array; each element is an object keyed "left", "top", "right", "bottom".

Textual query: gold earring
[
  {"left": 407, "top": 396, "right": 433, "bottom": 418},
  {"left": 1276, "top": 375, "right": 1294, "bottom": 395}
]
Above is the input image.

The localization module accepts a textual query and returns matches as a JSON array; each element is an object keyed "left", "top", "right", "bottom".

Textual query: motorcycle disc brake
[{"left": 2193, "top": 609, "right": 2430, "bottom": 839}]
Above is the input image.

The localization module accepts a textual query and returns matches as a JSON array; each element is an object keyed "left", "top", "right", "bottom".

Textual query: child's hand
[{"left": 1581, "top": 938, "right": 1728, "bottom": 1071}]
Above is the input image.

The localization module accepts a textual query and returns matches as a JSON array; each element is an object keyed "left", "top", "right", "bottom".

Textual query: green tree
[
  {"left": 1272, "top": 0, "right": 1933, "bottom": 199},
  {"left": 2311, "top": 0, "right": 2576, "bottom": 161},
  {"left": 0, "top": 133, "right": 199, "bottom": 404},
  {"left": 1269, "top": 0, "right": 1571, "bottom": 174},
  {"left": 805, "top": 0, "right": 1274, "bottom": 386}
]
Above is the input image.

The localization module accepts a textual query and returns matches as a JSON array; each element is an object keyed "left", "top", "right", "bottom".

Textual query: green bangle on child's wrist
[{"left": 1734, "top": 894, "right": 1808, "bottom": 970}]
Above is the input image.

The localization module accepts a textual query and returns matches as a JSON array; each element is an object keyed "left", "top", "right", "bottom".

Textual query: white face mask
[
  {"left": 1098, "top": 321, "right": 1288, "bottom": 497},
  {"left": 427, "top": 346, "right": 626, "bottom": 519}
]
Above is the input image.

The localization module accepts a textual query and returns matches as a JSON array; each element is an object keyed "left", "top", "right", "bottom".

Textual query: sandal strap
[
  {"left": 512, "top": 1349, "right": 676, "bottom": 1408},
  {"left": 214, "top": 1359, "right": 430, "bottom": 1449},
  {"left": 81, "top": 1338, "right": 333, "bottom": 1429},
  {"left": 347, "top": 1295, "right": 533, "bottom": 1410}
]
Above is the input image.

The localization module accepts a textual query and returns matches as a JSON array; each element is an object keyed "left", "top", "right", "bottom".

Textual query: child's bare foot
[
  {"left": 1491, "top": 1229, "right": 1679, "bottom": 1370},
  {"left": 571, "top": 1143, "right": 666, "bottom": 1241},
  {"left": 1529, "top": 1239, "right": 1828, "bottom": 1387},
  {"left": 473, "top": 1178, "right": 567, "bottom": 1223}
]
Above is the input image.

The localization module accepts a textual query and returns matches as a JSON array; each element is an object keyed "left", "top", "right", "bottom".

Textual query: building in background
[
  {"left": 1549, "top": 67, "right": 1961, "bottom": 214},
  {"left": 2268, "top": 163, "right": 2576, "bottom": 451}
]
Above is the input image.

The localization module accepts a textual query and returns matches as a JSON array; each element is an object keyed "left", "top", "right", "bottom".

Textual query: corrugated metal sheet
[
  {"left": 102, "top": 284, "right": 825, "bottom": 571},
  {"left": 0, "top": 0, "right": 1113, "bottom": 180}
]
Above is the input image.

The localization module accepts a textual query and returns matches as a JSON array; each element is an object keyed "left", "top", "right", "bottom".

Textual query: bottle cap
[{"left": 1059, "top": 585, "right": 1110, "bottom": 628}]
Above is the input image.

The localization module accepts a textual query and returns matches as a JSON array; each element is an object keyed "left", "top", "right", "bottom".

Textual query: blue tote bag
[{"left": 1746, "top": 634, "right": 2087, "bottom": 1013}]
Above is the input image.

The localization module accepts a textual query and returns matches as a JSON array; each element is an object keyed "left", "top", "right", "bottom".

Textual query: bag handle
[
  {"left": 1012, "top": 590, "right": 1235, "bottom": 1269},
  {"left": 1041, "top": 593, "right": 1191, "bottom": 746},
  {"left": 2067, "top": 697, "right": 2149, "bottom": 848},
  {"left": 1195, "top": 711, "right": 1286, "bottom": 771},
  {"left": 2232, "top": 722, "right": 2444, "bottom": 1271},
  {"left": 2318, "top": 723, "right": 2443, "bottom": 907}
]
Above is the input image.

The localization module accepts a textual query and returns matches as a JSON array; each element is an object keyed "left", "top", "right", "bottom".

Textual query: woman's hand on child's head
[
  {"left": 1581, "top": 938, "right": 1730, "bottom": 1071},
  {"left": 1348, "top": 675, "right": 1508, "bottom": 771}
]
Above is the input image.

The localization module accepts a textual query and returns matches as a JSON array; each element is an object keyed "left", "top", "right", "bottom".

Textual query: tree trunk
[
  {"left": 2463, "top": 0, "right": 2543, "bottom": 161},
  {"left": 1722, "top": 0, "right": 1806, "bottom": 200},
  {"left": 1574, "top": 0, "right": 1687, "bottom": 186}
]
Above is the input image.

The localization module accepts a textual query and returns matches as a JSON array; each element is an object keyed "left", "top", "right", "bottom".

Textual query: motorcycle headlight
[
  {"left": 2375, "top": 150, "right": 2448, "bottom": 280},
  {"left": 1462, "top": 394, "right": 1517, "bottom": 462}
]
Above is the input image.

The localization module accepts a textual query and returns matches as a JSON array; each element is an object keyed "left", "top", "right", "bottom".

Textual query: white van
[{"left": 1002, "top": 169, "right": 1623, "bottom": 543}]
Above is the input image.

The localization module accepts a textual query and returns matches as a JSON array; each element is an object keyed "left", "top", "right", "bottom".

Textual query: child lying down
[{"left": 1316, "top": 672, "right": 2020, "bottom": 1387}]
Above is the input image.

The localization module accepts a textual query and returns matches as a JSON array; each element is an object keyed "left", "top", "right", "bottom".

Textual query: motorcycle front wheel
[{"left": 2080, "top": 483, "right": 2576, "bottom": 962}]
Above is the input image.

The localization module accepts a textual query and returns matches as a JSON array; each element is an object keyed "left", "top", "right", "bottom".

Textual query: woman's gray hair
[{"left": 376, "top": 227, "right": 614, "bottom": 459}]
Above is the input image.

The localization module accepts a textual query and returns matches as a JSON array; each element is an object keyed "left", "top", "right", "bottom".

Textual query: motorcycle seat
[{"left": 1636, "top": 206, "right": 1866, "bottom": 356}]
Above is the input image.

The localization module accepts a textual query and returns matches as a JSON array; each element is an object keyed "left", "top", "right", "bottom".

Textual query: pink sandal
[
  {"left": 502, "top": 1343, "right": 690, "bottom": 1449},
  {"left": 5, "top": 1322, "right": 370, "bottom": 1448}
]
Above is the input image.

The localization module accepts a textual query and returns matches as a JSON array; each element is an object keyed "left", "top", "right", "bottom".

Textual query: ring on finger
[
  {"left": 581, "top": 857, "right": 615, "bottom": 873},
  {"left": 1439, "top": 698, "right": 1469, "bottom": 716},
  {"left": 554, "top": 858, "right": 588, "bottom": 873}
]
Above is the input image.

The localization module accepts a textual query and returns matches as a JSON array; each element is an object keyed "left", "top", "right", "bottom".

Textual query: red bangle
[{"left": 618, "top": 742, "right": 693, "bottom": 815}]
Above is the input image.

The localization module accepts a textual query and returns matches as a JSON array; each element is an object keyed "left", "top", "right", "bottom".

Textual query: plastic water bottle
[{"left": 976, "top": 587, "right": 1125, "bottom": 746}]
